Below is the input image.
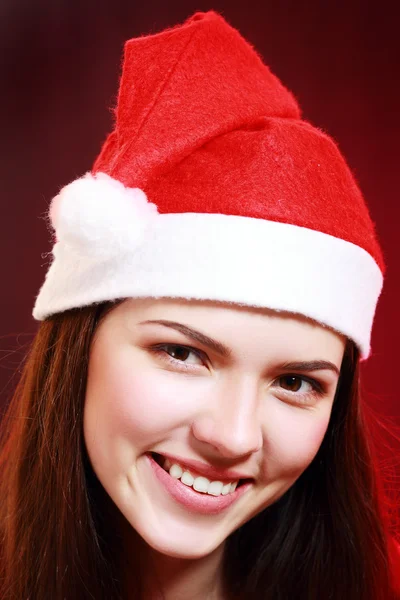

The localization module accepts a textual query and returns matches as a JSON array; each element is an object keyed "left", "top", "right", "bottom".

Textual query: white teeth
[
  {"left": 169, "top": 464, "right": 183, "bottom": 479},
  {"left": 181, "top": 471, "right": 194, "bottom": 486},
  {"left": 166, "top": 462, "right": 239, "bottom": 496},
  {"left": 193, "top": 476, "right": 210, "bottom": 493},
  {"left": 208, "top": 481, "right": 224, "bottom": 496},
  {"left": 221, "top": 483, "right": 231, "bottom": 495}
]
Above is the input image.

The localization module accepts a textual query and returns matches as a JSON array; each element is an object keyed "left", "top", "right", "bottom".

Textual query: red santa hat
[{"left": 33, "top": 11, "right": 384, "bottom": 359}]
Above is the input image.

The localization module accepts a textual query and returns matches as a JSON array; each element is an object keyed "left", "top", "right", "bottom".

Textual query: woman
[{"left": 0, "top": 11, "right": 399, "bottom": 600}]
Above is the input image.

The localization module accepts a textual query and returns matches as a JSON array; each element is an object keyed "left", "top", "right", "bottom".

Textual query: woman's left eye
[
  {"left": 278, "top": 375, "right": 311, "bottom": 393},
  {"left": 275, "top": 375, "right": 321, "bottom": 396}
]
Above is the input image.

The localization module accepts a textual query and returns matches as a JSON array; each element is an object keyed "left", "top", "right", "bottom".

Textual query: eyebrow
[
  {"left": 280, "top": 360, "right": 340, "bottom": 376},
  {"left": 138, "top": 319, "right": 232, "bottom": 357},
  {"left": 138, "top": 320, "right": 340, "bottom": 375}
]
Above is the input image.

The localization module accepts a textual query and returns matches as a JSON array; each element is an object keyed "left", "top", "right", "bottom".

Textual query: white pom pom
[{"left": 49, "top": 172, "right": 158, "bottom": 257}]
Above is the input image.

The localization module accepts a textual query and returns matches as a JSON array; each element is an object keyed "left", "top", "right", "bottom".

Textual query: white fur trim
[
  {"left": 34, "top": 199, "right": 382, "bottom": 359},
  {"left": 49, "top": 172, "right": 158, "bottom": 257}
]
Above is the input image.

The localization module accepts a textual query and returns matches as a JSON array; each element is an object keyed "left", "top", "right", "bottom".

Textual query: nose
[{"left": 191, "top": 374, "right": 263, "bottom": 459}]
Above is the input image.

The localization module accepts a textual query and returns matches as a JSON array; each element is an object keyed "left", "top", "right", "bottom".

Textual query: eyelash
[{"left": 150, "top": 343, "right": 325, "bottom": 402}]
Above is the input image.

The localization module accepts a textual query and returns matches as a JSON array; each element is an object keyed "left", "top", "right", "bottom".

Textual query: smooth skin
[{"left": 84, "top": 298, "right": 345, "bottom": 599}]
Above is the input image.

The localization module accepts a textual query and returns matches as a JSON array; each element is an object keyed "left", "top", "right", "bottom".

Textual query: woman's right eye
[{"left": 151, "top": 344, "right": 206, "bottom": 370}]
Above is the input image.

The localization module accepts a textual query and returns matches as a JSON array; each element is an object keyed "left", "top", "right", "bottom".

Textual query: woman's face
[{"left": 84, "top": 298, "right": 345, "bottom": 559}]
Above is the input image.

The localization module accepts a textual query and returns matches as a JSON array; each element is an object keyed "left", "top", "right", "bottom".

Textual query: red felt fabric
[{"left": 93, "top": 10, "right": 384, "bottom": 271}]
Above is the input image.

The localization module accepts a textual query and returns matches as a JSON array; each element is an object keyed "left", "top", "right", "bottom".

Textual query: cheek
[
  {"left": 262, "top": 405, "right": 332, "bottom": 477},
  {"left": 84, "top": 347, "right": 204, "bottom": 447}
]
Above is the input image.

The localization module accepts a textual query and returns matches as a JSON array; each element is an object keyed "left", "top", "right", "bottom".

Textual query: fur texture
[
  {"left": 50, "top": 172, "right": 158, "bottom": 257},
  {"left": 34, "top": 204, "right": 382, "bottom": 358}
]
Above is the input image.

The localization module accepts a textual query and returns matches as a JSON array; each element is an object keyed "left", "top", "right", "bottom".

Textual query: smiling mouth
[{"left": 151, "top": 452, "right": 249, "bottom": 497}]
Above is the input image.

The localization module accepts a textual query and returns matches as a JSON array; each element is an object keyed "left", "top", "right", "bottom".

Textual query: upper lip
[{"left": 155, "top": 452, "right": 253, "bottom": 482}]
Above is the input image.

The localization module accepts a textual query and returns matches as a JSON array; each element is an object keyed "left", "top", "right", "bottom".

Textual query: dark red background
[{"left": 0, "top": 1, "right": 399, "bottom": 491}]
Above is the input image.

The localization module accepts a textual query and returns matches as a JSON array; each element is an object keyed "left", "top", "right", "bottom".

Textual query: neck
[
  {"left": 144, "top": 545, "right": 226, "bottom": 600},
  {"left": 119, "top": 527, "right": 227, "bottom": 600}
]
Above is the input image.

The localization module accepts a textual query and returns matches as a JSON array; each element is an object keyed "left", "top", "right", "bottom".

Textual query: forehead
[{"left": 102, "top": 298, "right": 345, "bottom": 366}]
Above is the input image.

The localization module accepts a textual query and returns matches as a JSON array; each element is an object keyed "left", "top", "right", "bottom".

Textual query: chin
[{"left": 135, "top": 525, "right": 225, "bottom": 560}]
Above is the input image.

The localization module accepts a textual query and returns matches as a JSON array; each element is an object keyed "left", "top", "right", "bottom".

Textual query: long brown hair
[{"left": 0, "top": 303, "right": 397, "bottom": 599}]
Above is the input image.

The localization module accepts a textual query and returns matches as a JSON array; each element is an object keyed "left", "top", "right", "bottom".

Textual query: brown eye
[
  {"left": 279, "top": 376, "right": 306, "bottom": 393},
  {"left": 168, "top": 346, "right": 191, "bottom": 361},
  {"left": 160, "top": 344, "right": 204, "bottom": 366}
]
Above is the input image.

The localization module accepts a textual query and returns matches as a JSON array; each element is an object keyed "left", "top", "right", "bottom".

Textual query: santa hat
[{"left": 33, "top": 11, "right": 384, "bottom": 359}]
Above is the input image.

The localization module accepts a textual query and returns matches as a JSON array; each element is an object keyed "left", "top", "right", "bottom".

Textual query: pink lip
[
  {"left": 157, "top": 452, "right": 252, "bottom": 482},
  {"left": 147, "top": 454, "right": 252, "bottom": 515}
]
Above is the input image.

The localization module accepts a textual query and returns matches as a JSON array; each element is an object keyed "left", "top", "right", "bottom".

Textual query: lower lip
[{"left": 146, "top": 454, "right": 252, "bottom": 515}]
